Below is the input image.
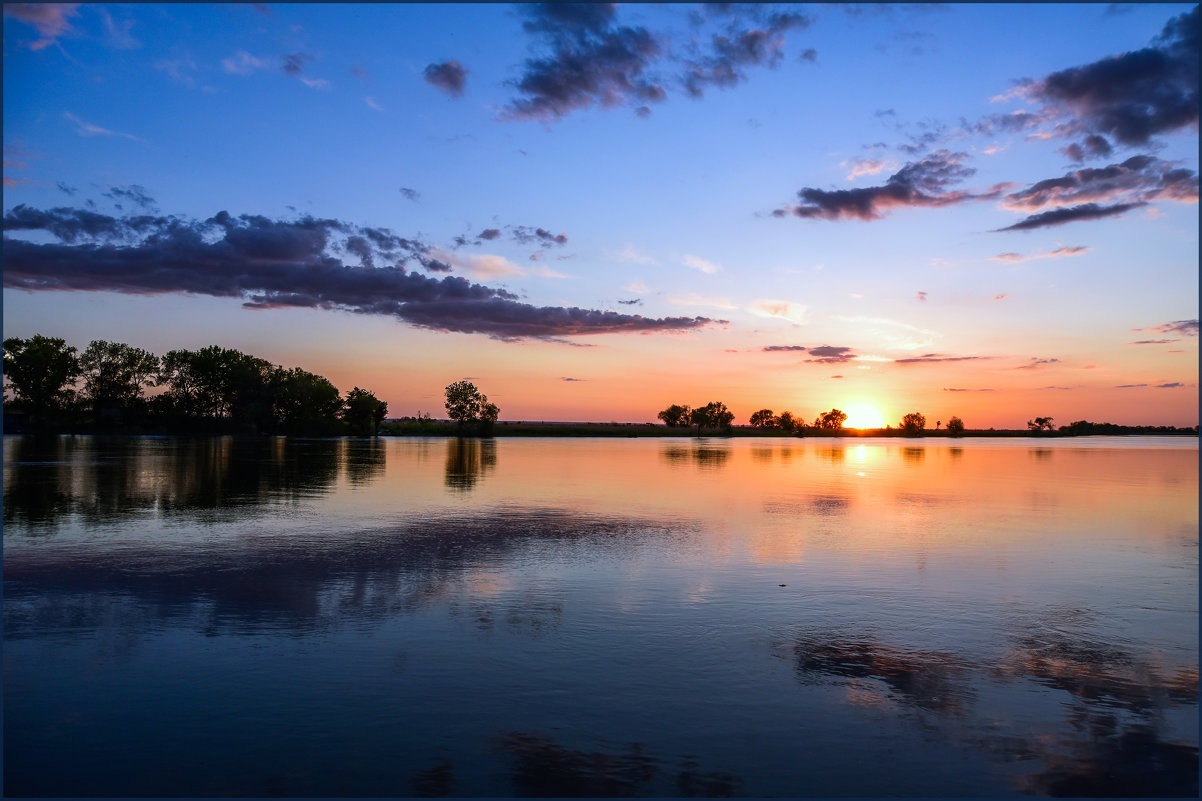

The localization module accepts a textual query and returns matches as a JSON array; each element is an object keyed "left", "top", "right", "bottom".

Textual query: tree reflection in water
[
  {"left": 444, "top": 438, "right": 497, "bottom": 491},
  {"left": 658, "top": 444, "right": 730, "bottom": 470}
]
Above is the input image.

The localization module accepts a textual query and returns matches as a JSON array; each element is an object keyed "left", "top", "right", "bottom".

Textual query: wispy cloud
[
  {"left": 63, "top": 112, "right": 144, "bottom": 142},
  {"left": 1152, "top": 319, "right": 1199, "bottom": 337},
  {"left": 424, "top": 60, "right": 467, "bottom": 97},
  {"left": 748, "top": 299, "right": 807, "bottom": 325},
  {"left": 682, "top": 254, "right": 721, "bottom": 274},
  {"left": 990, "top": 245, "right": 1088, "bottom": 263},
  {"left": 894, "top": 353, "right": 992, "bottom": 364},
  {"left": 3, "top": 2, "right": 81, "bottom": 50},
  {"left": 222, "top": 50, "right": 269, "bottom": 75},
  {"left": 667, "top": 292, "right": 738, "bottom": 310},
  {"left": 1016, "top": 357, "right": 1061, "bottom": 369}
]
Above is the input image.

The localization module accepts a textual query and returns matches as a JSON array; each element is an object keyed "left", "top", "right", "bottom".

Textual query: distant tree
[
  {"left": 657, "top": 404, "right": 692, "bottom": 427},
  {"left": 900, "top": 411, "right": 926, "bottom": 436},
  {"left": 444, "top": 380, "right": 499, "bottom": 435},
  {"left": 814, "top": 408, "right": 848, "bottom": 431},
  {"left": 79, "top": 340, "right": 159, "bottom": 426},
  {"left": 749, "top": 408, "right": 777, "bottom": 428},
  {"left": 935, "top": 420, "right": 941, "bottom": 430},
  {"left": 691, "top": 401, "right": 734, "bottom": 434},
  {"left": 1027, "top": 416, "right": 1055, "bottom": 432},
  {"left": 343, "top": 387, "right": 389, "bottom": 436},
  {"left": 3, "top": 334, "right": 81, "bottom": 429},
  {"left": 777, "top": 410, "right": 796, "bottom": 433},
  {"left": 945, "top": 416, "right": 965, "bottom": 437}
]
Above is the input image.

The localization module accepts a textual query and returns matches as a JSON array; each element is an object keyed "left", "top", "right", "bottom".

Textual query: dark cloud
[
  {"left": 102, "top": 184, "right": 157, "bottom": 211},
  {"left": 1115, "top": 383, "right": 1148, "bottom": 388},
  {"left": 561, "top": 377, "right": 585, "bottom": 382},
  {"left": 1016, "top": 357, "right": 1061, "bottom": 369},
  {"left": 805, "top": 345, "right": 856, "bottom": 364},
  {"left": 512, "top": 226, "right": 568, "bottom": 246},
  {"left": 1003, "top": 155, "right": 1199, "bottom": 213},
  {"left": 1156, "top": 382, "right": 1185, "bottom": 388},
  {"left": 282, "top": 52, "right": 312, "bottom": 76},
  {"left": 1130, "top": 339, "right": 1177, "bottom": 345},
  {"left": 943, "top": 388, "right": 995, "bottom": 392},
  {"left": 777, "top": 151, "right": 1007, "bottom": 221},
  {"left": 1061, "top": 134, "right": 1114, "bottom": 163},
  {"left": 55, "top": 181, "right": 77, "bottom": 196},
  {"left": 505, "top": 4, "right": 664, "bottom": 122},
  {"left": 800, "top": 48, "right": 817, "bottom": 62},
  {"left": 424, "top": 61, "right": 467, "bottom": 97},
  {"left": 3, "top": 206, "right": 721, "bottom": 341},
  {"left": 1152, "top": 319, "right": 1199, "bottom": 336},
  {"left": 996, "top": 202, "right": 1144, "bottom": 231},
  {"left": 617, "top": 298, "right": 642, "bottom": 306},
  {"left": 400, "top": 187, "right": 420, "bottom": 201},
  {"left": 681, "top": 10, "right": 811, "bottom": 97},
  {"left": 1030, "top": 5, "right": 1199, "bottom": 147},
  {"left": 762, "top": 345, "right": 808, "bottom": 352},
  {"left": 478, "top": 228, "right": 502, "bottom": 240},
  {"left": 894, "top": 353, "right": 992, "bottom": 364}
]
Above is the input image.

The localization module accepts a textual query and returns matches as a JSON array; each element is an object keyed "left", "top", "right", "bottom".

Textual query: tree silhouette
[
  {"left": 946, "top": 416, "right": 965, "bottom": 437},
  {"left": 1027, "top": 416, "right": 1055, "bottom": 432},
  {"left": 777, "top": 411, "right": 797, "bottom": 433},
  {"left": 657, "top": 404, "right": 691, "bottom": 427},
  {"left": 79, "top": 340, "right": 159, "bottom": 427},
  {"left": 444, "top": 380, "right": 499, "bottom": 435},
  {"left": 690, "top": 401, "right": 734, "bottom": 434},
  {"left": 3, "top": 334, "right": 81, "bottom": 429},
  {"left": 343, "top": 387, "right": 389, "bottom": 436},
  {"left": 900, "top": 412, "right": 926, "bottom": 436},
  {"left": 749, "top": 408, "right": 777, "bottom": 428},
  {"left": 814, "top": 409, "right": 848, "bottom": 431}
]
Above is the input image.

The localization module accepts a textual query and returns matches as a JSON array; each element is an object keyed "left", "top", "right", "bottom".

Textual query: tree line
[
  {"left": 659, "top": 403, "right": 966, "bottom": 436},
  {"left": 4, "top": 334, "right": 388, "bottom": 436}
]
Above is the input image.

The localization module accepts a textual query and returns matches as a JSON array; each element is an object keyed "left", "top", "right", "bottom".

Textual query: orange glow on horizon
[{"left": 843, "top": 402, "right": 887, "bottom": 429}]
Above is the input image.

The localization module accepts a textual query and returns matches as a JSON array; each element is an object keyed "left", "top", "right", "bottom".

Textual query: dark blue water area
[{"left": 4, "top": 435, "right": 1198, "bottom": 796}]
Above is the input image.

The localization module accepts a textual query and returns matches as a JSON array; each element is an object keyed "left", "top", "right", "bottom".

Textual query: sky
[{"left": 3, "top": 2, "right": 1198, "bottom": 428}]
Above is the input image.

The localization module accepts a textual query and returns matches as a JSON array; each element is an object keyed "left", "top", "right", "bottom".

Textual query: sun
[{"left": 843, "top": 402, "right": 886, "bottom": 429}]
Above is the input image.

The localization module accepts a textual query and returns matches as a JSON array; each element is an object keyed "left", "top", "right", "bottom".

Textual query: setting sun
[{"left": 843, "top": 402, "right": 887, "bottom": 429}]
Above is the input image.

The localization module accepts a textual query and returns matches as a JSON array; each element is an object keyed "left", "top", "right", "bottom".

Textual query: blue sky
[{"left": 3, "top": 3, "right": 1198, "bottom": 426}]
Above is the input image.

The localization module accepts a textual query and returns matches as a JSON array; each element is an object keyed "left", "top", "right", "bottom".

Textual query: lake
[{"left": 3, "top": 434, "right": 1197, "bottom": 797}]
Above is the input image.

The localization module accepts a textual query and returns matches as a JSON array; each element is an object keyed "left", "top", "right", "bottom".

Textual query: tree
[
  {"left": 945, "top": 416, "right": 965, "bottom": 437},
  {"left": 657, "top": 404, "right": 691, "bottom": 427},
  {"left": 444, "top": 380, "right": 499, "bottom": 434},
  {"left": 900, "top": 411, "right": 926, "bottom": 436},
  {"left": 749, "top": 408, "right": 777, "bottom": 428},
  {"left": 3, "top": 334, "right": 81, "bottom": 429},
  {"left": 343, "top": 387, "right": 388, "bottom": 436},
  {"left": 79, "top": 340, "right": 159, "bottom": 426},
  {"left": 691, "top": 401, "right": 734, "bottom": 434},
  {"left": 1027, "top": 416, "right": 1055, "bottom": 432},
  {"left": 777, "top": 411, "right": 796, "bottom": 433},
  {"left": 814, "top": 409, "right": 848, "bottom": 431},
  {"left": 276, "top": 367, "right": 344, "bottom": 435}
]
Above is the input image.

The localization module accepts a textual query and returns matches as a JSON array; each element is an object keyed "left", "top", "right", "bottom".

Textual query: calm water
[{"left": 4, "top": 434, "right": 1197, "bottom": 797}]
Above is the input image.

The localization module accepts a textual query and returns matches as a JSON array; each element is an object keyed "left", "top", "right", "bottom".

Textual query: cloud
[
  {"left": 400, "top": 187, "right": 420, "bottom": 201},
  {"left": 749, "top": 300, "right": 807, "bottom": 325},
  {"left": 916, "top": 290, "right": 928, "bottom": 301},
  {"left": 1016, "top": 357, "right": 1061, "bottom": 369},
  {"left": 98, "top": 7, "right": 139, "bottom": 50},
  {"left": 1115, "top": 383, "right": 1148, "bottom": 388},
  {"left": 282, "top": 53, "right": 312, "bottom": 76},
  {"left": 512, "top": 226, "right": 569, "bottom": 246},
  {"left": 990, "top": 245, "right": 1088, "bottom": 263},
  {"left": 504, "top": 4, "right": 665, "bottom": 121},
  {"left": 762, "top": 345, "right": 808, "bottom": 352},
  {"left": 561, "top": 377, "right": 585, "bottom": 382},
  {"left": 102, "top": 185, "right": 157, "bottom": 211},
  {"left": 222, "top": 50, "right": 269, "bottom": 75},
  {"left": 943, "top": 388, "right": 995, "bottom": 392},
  {"left": 3, "top": 206, "right": 720, "bottom": 341},
  {"left": 424, "top": 60, "right": 467, "bottom": 97},
  {"left": 616, "top": 245, "right": 655, "bottom": 264},
  {"left": 1027, "top": 6, "right": 1199, "bottom": 148},
  {"left": 1129, "top": 339, "right": 1177, "bottom": 345},
  {"left": 63, "top": 112, "right": 144, "bottom": 142},
  {"left": 3, "top": 3, "right": 80, "bottom": 50},
  {"left": 762, "top": 344, "right": 856, "bottom": 363},
  {"left": 994, "top": 293, "right": 1008, "bottom": 300},
  {"left": 1060, "top": 134, "right": 1113, "bottom": 163},
  {"left": 682, "top": 254, "right": 720, "bottom": 274},
  {"left": 617, "top": 298, "right": 642, "bottom": 306},
  {"left": 478, "top": 228, "right": 502, "bottom": 241},
  {"left": 668, "top": 292, "right": 738, "bottom": 310},
  {"left": 681, "top": 9, "right": 812, "bottom": 98},
  {"left": 300, "top": 77, "right": 331, "bottom": 90},
  {"left": 365, "top": 96, "right": 382, "bottom": 111},
  {"left": 776, "top": 151, "right": 1009, "bottom": 221},
  {"left": 997, "top": 202, "right": 1145, "bottom": 231},
  {"left": 1152, "top": 319, "right": 1199, "bottom": 336},
  {"left": 1156, "top": 382, "right": 1185, "bottom": 388},
  {"left": 894, "top": 353, "right": 992, "bottom": 364},
  {"left": 845, "top": 158, "right": 897, "bottom": 180},
  {"left": 1003, "top": 155, "right": 1199, "bottom": 214}
]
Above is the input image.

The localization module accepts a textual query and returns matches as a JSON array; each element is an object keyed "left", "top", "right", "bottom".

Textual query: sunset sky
[{"left": 3, "top": 3, "right": 1198, "bottom": 427}]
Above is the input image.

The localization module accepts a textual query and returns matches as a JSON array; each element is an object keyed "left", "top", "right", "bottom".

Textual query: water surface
[{"left": 4, "top": 435, "right": 1197, "bottom": 796}]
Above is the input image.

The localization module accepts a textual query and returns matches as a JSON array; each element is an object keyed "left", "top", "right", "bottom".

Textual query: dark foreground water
[{"left": 4, "top": 434, "right": 1197, "bottom": 797}]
